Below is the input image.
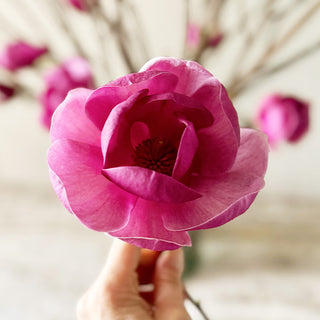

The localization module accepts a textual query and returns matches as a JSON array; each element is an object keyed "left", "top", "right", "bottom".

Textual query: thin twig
[
  {"left": 184, "top": 287, "right": 211, "bottom": 320},
  {"left": 182, "top": 0, "right": 191, "bottom": 58},
  {"left": 123, "top": 0, "right": 151, "bottom": 63},
  {"left": 114, "top": 0, "right": 137, "bottom": 73},
  {"left": 228, "top": 1, "right": 320, "bottom": 98},
  {"left": 228, "top": 0, "right": 274, "bottom": 86},
  {"left": 90, "top": 6, "right": 113, "bottom": 79},
  {"left": 0, "top": 70, "right": 36, "bottom": 100},
  {"left": 0, "top": 6, "right": 28, "bottom": 40},
  {"left": 261, "top": 40, "right": 320, "bottom": 77},
  {"left": 52, "top": 1, "right": 89, "bottom": 58},
  {"left": 226, "top": 40, "right": 320, "bottom": 98},
  {"left": 95, "top": 0, "right": 137, "bottom": 73},
  {"left": 192, "top": 0, "right": 225, "bottom": 63}
]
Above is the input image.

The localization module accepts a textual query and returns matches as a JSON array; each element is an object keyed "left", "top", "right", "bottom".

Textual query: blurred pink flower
[
  {"left": 256, "top": 94, "right": 309, "bottom": 147},
  {"left": 0, "top": 83, "right": 15, "bottom": 102},
  {"left": 187, "top": 23, "right": 224, "bottom": 49},
  {"left": 48, "top": 57, "right": 269, "bottom": 251},
  {"left": 65, "top": 0, "right": 97, "bottom": 11},
  {"left": 0, "top": 41, "right": 48, "bottom": 71},
  {"left": 208, "top": 32, "right": 224, "bottom": 47},
  {"left": 40, "top": 56, "right": 93, "bottom": 129},
  {"left": 186, "top": 23, "right": 201, "bottom": 49}
]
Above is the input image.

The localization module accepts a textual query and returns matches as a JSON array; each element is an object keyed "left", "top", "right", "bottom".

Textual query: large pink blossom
[
  {"left": 256, "top": 94, "right": 309, "bottom": 147},
  {"left": 48, "top": 57, "right": 269, "bottom": 251},
  {"left": 0, "top": 41, "right": 48, "bottom": 71},
  {"left": 40, "top": 56, "right": 93, "bottom": 129}
]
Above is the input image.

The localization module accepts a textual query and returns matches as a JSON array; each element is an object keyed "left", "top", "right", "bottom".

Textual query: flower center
[{"left": 133, "top": 137, "right": 177, "bottom": 175}]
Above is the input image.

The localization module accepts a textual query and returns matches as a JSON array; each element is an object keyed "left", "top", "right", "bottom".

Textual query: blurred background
[{"left": 0, "top": 0, "right": 319, "bottom": 319}]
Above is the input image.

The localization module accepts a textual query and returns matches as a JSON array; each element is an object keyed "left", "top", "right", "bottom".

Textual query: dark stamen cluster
[{"left": 134, "top": 137, "right": 177, "bottom": 176}]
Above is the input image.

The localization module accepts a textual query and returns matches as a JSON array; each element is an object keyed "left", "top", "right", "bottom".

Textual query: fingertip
[
  {"left": 101, "top": 239, "right": 141, "bottom": 284},
  {"left": 153, "top": 249, "right": 186, "bottom": 310},
  {"left": 156, "top": 248, "right": 185, "bottom": 275}
]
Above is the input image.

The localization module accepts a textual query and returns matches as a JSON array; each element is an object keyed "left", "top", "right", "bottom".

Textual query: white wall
[{"left": 1, "top": 0, "right": 319, "bottom": 200}]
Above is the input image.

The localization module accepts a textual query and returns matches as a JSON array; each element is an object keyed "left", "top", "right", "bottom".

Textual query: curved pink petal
[
  {"left": 48, "top": 139, "right": 136, "bottom": 232},
  {"left": 192, "top": 192, "right": 259, "bottom": 230},
  {"left": 85, "top": 71, "right": 178, "bottom": 129},
  {"left": 127, "top": 92, "right": 213, "bottom": 131},
  {"left": 130, "top": 121, "right": 151, "bottom": 148},
  {"left": 140, "top": 57, "right": 213, "bottom": 96},
  {"left": 193, "top": 81, "right": 240, "bottom": 142},
  {"left": 172, "top": 119, "right": 199, "bottom": 180},
  {"left": 109, "top": 198, "right": 191, "bottom": 250},
  {"left": 102, "top": 166, "right": 201, "bottom": 203},
  {"left": 50, "top": 88, "right": 100, "bottom": 147},
  {"left": 193, "top": 83, "right": 240, "bottom": 175},
  {"left": 101, "top": 90, "right": 148, "bottom": 167},
  {"left": 49, "top": 167, "right": 74, "bottom": 214},
  {"left": 161, "top": 129, "right": 269, "bottom": 231}
]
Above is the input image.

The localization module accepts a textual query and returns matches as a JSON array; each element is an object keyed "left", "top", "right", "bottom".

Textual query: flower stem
[{"left": 184, "top": 287, "right": 211, "bottom": 320}]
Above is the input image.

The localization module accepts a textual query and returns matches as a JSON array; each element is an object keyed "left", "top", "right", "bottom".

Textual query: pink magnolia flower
[
  {"left": 0, "top": 41, "right": 48, "bottom": 71},
  {"left": 256, "top": 94, "right": 309, "bottom": 147},
  {"left": 0, "top": 83, "right": 15, "bottom": 102},
  {"left": 40, "top": 56, "right": 93, "bottom": 129},
  {"left": 48, "top": 57, "right": 269, "bottom": 251}
]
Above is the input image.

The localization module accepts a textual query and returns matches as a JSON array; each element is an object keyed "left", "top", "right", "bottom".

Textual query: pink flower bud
[
  {"left": 0, "top": 41, "right": 48, "bottom": 71},
  {"left": 186, "top": 23, "right": 201, "bottom": 49},
  {"left": 256, "top": 94, "right": 309, "bottom": 147},
  {"left": 65, "top": 0, "right": 97, "bottom": 11},
  {"left": 208, "top": 32, "right": 224, "bottom": 47},
  {"left": 39, "top": 56, "right": 94, "bottom": 129},
  {"left": 0, "top": 83, "right": 15, "bottom": 102}
]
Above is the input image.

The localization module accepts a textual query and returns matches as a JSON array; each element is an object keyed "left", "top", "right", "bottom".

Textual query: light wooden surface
[{"left": 0, "top": 184, "right": 319, "bottom": 320}]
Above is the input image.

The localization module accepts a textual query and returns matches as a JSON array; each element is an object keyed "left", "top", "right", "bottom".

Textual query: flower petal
[
  {"left": 102, "top": 166, "right": 202, "bottom": 203},
  {"left": 127, "top": 92, "right": 213, "bottom": 131},
  {"left": 48, "top": 139, "right": 136, "bottom": 232},
  {"left": 193, "top": 83, "right": 240, "bottom": 175},
  {"left": 140, "top": 57, "right": 213, "bottom": 96},
  {"left": 141, "top": 57, "right": 239, "bottom": 175},
  {"left": 85, "top": 71, "right": 178, "bottom": 130},
  {"left": 50, "top": 88, "right": 100, "bottom": 147},
  {"left": 172, "top": 119, "right": 199, "bottom": 180},
  {"left": 101, "top": 90, "right": 148, "bottom": 167},
  {"left": 109, "top": 198, "right": 191, "bottom": 251},
  {"left": 161, "top": 129, "right": 269, "bottom": 231}
]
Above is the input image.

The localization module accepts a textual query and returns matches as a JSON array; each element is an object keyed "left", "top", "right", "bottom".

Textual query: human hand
[{"left": 77, "top": 239, "right": 191, "bottom": 320}]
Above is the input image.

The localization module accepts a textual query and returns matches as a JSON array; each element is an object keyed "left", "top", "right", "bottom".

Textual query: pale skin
[{"left": 77, "top": 239, "right": 192, "bottom": 320}]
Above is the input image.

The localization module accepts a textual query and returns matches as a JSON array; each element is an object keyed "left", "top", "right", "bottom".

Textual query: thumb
[{"left": 153, "top": 249, "right": 191, "bottom": 319}]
